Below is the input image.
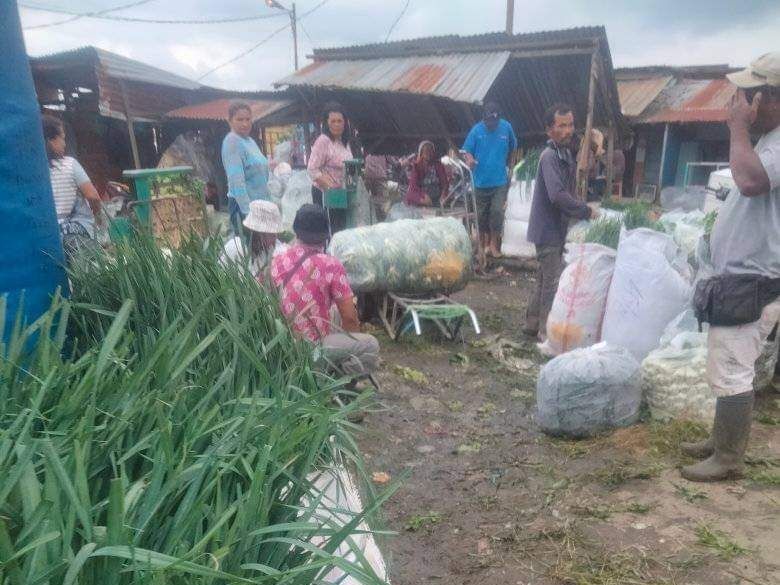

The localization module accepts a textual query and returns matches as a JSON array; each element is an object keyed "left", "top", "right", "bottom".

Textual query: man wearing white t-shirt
[{"left": 682, "top": 53, "right": 780, "bottom": 482}]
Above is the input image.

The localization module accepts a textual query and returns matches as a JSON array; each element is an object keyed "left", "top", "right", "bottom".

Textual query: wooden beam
[
  {"left": 576, "top": 51, "right": 598, "bottom": 200},
  {"left": 605, "top": 125, "right": 616, "bottom": 200},
  {"left": 119, "top": 80, "right": 141, "bottom": 169}
]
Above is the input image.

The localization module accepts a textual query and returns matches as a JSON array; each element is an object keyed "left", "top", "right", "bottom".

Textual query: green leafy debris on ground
[
  {"left": 392, "top": 365, "right": 429, "bottom": 385},
  {"left": 404, "top": 511, "right": 442, "bottom": 532},
  {"left": 695, "top": 524, "right": 749, "bottom": 560}
]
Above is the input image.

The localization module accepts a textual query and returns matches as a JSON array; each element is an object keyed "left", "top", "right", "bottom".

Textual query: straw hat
[{"left": 243, "top": 200, "right": 283, "bottom": 234}]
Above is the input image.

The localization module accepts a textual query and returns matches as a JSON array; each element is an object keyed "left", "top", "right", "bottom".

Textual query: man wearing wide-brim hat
[
  {"left": 682, "top": 52, "right": 780, "bottom": 482},
  {"left": 220, "top": 199, "right": 286, "bottom": 280}
]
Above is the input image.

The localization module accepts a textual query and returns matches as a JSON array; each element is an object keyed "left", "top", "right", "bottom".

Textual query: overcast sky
[{"left": 19, "top": 0, "right": 780, "bottom": 91}]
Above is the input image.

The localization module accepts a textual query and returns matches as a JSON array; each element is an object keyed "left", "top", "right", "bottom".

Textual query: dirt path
[{"left": 359, "top": 269, "right": 780, "bottom": 585}]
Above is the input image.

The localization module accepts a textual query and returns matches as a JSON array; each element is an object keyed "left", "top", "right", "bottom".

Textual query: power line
[
  {"left": 22, "top": 0, "right": 154, "bottom": 30},
  {"left": 384, "top": 0, "right": 411, "bottom": 43},
  {"left": 20, "top": 1, "right": 286, "bottom": 25},
  {"left": 197, "top": 0, "right": 330, "bottom": 81}
]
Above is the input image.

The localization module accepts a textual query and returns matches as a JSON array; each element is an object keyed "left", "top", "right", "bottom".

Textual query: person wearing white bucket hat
[
  {"left": 682, "top": 52, "right": 780, "bottom": 482},
  {"left": 220, "top": 199, "right": 286, "bottom": 280}
]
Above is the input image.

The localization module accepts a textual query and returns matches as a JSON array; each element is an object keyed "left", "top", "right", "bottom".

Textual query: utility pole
[
  {"left": 291, "top": 2, "right": 298, "bottom": 71},
  {"left": 266, "top": 0, "right": 298, "bottom": 71},
  {"left": 505, "top": 0, "right": 514, "bottom": 35}
]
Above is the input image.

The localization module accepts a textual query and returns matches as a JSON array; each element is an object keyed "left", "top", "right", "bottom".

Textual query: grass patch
[
  {"left": 647, "top": 419, "right": 709, "bottom": 458},
  {"left": 550, "top": 544, "right": 673, "bottom": 585},
  {"left": 591, "top": 460, "right": 664, "bottom": 489},
  {"left": 695, "top": 524, "right": 749, "bottom": 560},
  {"left": 755, "top": 411, "right": 780, "bottom": 426},
  {"left": 625, "top": 502, "right": 653, "bottom": 514},
  {"left": 447, "top": 400, "right": 464, "bottom": 412},
  {"left": 392, "top": 365, "right": 429, "bottom": 385},
  {"left": 745, "top": 468, "right": 780, "bottom": 487},
  {"left": 672, "top": 482, "right": 709, "bottom": 503},
  {"left": 404, "top": 511, "right": 442, "bottom": 532}
]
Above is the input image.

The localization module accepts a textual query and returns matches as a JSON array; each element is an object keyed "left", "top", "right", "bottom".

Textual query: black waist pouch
[{"left": 694, "top": 274, "right": 780, "bottom": 329}]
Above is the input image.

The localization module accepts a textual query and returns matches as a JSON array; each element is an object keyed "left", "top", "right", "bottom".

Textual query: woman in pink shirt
[{"left": 307, "top": 102, "right": 354, "bottom": 206}]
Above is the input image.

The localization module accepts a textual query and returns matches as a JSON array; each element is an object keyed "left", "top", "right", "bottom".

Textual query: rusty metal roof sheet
[
  {"left": 166, "top": 98, "right": 292, "bottom": 122},
  {"left": 277, "top": 51, "right": 511, "bottom": 103},
  {"left": 312, "top": 26, "right": 605, "bottom": 60},
  {"left": 638, "top": 78, "right": 736, "bottom": 124},
  {"left": 617, "top": 76, "right": 672, "bottom": 118},
  {"left": 31, "top": 46, "right": 201, "bottom": 90}
]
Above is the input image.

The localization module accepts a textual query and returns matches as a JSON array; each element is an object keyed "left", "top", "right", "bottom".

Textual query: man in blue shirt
[{"left": 463, "top": 102, "right": 518, "bottom": 257}]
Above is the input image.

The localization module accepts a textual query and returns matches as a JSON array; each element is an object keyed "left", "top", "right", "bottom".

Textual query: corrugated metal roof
[
  {"left": 638, "top": 79, "right": 736, "bottom": 124},
  {"left": 617, "top": 76, "right": 672, "bottom": 117},
  {"left": 313, "top": 26, "right": 605, "bottom": 60},
  {"left": 166, "top": 98, "right": 292, "bottom": 122},
  {"left": 277, "top": 52, "right": 511, "bottom": 103},
  {"left": 31, "top": 46, "right": 201, "bottom": 90}
]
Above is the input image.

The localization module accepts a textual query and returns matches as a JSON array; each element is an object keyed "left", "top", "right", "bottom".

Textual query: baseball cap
[
  {"left": 727, "top": 52, "right": 780, "bottom": 89},
  {"left": 293, "top": 204, "right": 329, "bottom": 244},
  {"left": 483, "top": 101, "right": 500, "bottom": 120}
]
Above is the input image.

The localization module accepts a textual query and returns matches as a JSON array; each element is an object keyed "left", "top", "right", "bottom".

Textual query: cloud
[{"left": 19, "top": 0, "right": 780, "bottom": 90}]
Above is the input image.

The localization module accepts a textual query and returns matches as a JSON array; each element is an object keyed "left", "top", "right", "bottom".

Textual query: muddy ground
[{"left": 358, "top": 266, "right": 780, "bottom": 585}]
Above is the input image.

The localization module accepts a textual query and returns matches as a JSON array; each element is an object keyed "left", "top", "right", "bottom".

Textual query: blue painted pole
[{"left": 0, "top": 0, "right": 68, "bottom": 341}]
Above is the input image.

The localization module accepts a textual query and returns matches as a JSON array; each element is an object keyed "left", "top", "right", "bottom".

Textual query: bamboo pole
[{"left": 576, "top": 51, "right": 599, "bottom": 200}]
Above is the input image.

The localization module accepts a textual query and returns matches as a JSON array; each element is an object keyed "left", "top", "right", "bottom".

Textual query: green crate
[
  {"left": 122, "top": 166, "right": 193, "bottom": 226},
  {"left": 324, "top": 188, "right": 349, "bottom": 209}
]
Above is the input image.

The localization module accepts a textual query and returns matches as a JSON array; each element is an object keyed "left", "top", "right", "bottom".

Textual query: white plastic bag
[
  {"left": 537, "top": 343, "right": 642, "bottom": 438},
  {"left": 540, "top": 243, "right": 616, "bottom": 356},
  {"left": 501, "top": 179, "right": 535, "bottom": 258},
  {"left": 281, "top": 170, "right": 313, "bottom": 230},
  {"left": 602, "top": 228, "right": 692, "bottom": 361},
  {"left": 660, "top": 186, "right": 706, "bottom": 212},
  {"left": 659, "top": 209, "right": 705, "bottom": 259}
]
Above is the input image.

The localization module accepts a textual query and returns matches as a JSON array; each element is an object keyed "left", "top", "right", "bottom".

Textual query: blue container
[{"left": 0, "top": 1, "right": 68, "bottom": 341}]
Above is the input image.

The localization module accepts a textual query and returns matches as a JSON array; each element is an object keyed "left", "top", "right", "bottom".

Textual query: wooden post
[
  {"left": 576, "top": 51, "right": 598, "bottom": 200},
  {"left": 505, "top": 0, "right": 514, "bottom": 35},
  {"left": 119, "top": 80, "right": 141, "bottom": 169},
  {"left": 605, "top": 125, "right": 616, "bottom": 200},
  {"left": 658, "top": 123, "right": 670, "bottom": 196},
  {"left": 260, "top": 127, "right": 268, "bottom": 156}
]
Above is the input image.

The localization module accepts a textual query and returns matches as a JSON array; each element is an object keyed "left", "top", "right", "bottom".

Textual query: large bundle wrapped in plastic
[
  {"left": 281, "top": 170, "right": 313, "bottom": 230},
  {"left": 659, "top": 209, "right": 705, "bottom": 259},
  {"left": 540, "top": 243, "right": 616, "bottom": 356},
  {"left": 328, "top": 217, "right": 472, "bottom": 294},
  {"left": 602, "top": 229, "right": 692, "bottom": 361},
  {"left": 643, "top": 310, "right": 780, "bottom": 424},
  {"left": 536, "top": 343, "right": 642, "bottom": 438},
  {"left": 501, "top": 179, "right": 535, "bottom": 258}
]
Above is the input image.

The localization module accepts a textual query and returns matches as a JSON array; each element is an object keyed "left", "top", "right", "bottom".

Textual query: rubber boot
[
  {"left": 680, "top": 391, "right": 754, "bottom": 482},
  {"left": 680, "top": 435, "right": 714, "bottom": 459}
]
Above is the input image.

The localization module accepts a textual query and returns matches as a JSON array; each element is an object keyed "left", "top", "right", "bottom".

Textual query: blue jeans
[{"left": 228, "top": 198, "right": 245, "bottom": 237}]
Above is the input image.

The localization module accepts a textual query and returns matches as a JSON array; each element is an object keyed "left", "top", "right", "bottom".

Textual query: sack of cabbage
[
  {"left": 642, "top": 310, "right": 780, "bottom": 425},
  {"left": 328, "top": 217, "right": 472, "bottom": 294}
]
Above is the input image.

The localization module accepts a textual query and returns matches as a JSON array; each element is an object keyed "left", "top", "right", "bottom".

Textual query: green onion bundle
[{"left": 0, "top": 235, "right": 390, "bottom": 584}]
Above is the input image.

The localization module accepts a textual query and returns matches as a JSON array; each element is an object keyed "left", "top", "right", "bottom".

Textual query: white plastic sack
[
  {"left": 501, "top": 218, "right": 535, "bottom": 258},
  {"left": 501, "top": 180, "right": 535, "bottom": 258},
  {"left": 540, "top": 243, "right": 616, "bottom": 356},
  {"left": 281, "top": 170, "right": 313, "bottom": 230},
  {"left": 536, "top": 343, "right": 642, "bottom": 438},
  {"left": 602, "top": 229, "right": 692, "bottom": 361},
  {"left": 273, "top": 140, "right": 292, "bottom": 165},
  {"left": 306, "top": 466, "right": 389, "bottom": 584},
  {"left": 386, "top": 202, "right": 423, "bottom": 222},
  {"left": 659, "top": 209, "right": 705, "bottom": 259}
]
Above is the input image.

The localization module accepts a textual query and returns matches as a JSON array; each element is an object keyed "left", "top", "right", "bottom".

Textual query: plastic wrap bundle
[
  {"left": 756, "top": 333, "right": 780, "bottom": 392},
  {"left": 659, "top": 209, "right": 705, "bottom": 260},
  {"left": 353, "top": 177, "right": 375, "bottom": 227},
  {"left": 272, "top": 140, "right": 292, "bottom": 165},
  {"left": 386, "top": 202, "right": 422, "bottom": 222},
  {"left": 602, "top": 229, "right": 692, "bottom": 361},
  {"left": 660, "top": 186, "right": 707, "bottom": 212},
  {"left": 501, "top": 179, "right": 535, "bottom": 258},
  {"left": 267, "top": 178, "right": 284, "bottom": 206},
  {"left": 328, "top": 217, "right": 472, "bottom": 294},
  {"left": 642, "top": 310, "right": 713, "bottom": 423},
  {"left": 540, "top": 243, "right": 616, "bottom": 356},
  {"left": 536, "top": 343, "right": 642, "bottom": 438},
  {"left": 281, "top": 170, "right": 313, "bottom": 230},
  {"left": 157, "top": 133, "right": 219, "bottom": 186}
]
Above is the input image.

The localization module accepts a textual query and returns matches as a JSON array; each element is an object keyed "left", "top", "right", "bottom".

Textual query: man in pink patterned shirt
[{"left": 271, "top": 204, "right": 379, "bottom": 376}]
